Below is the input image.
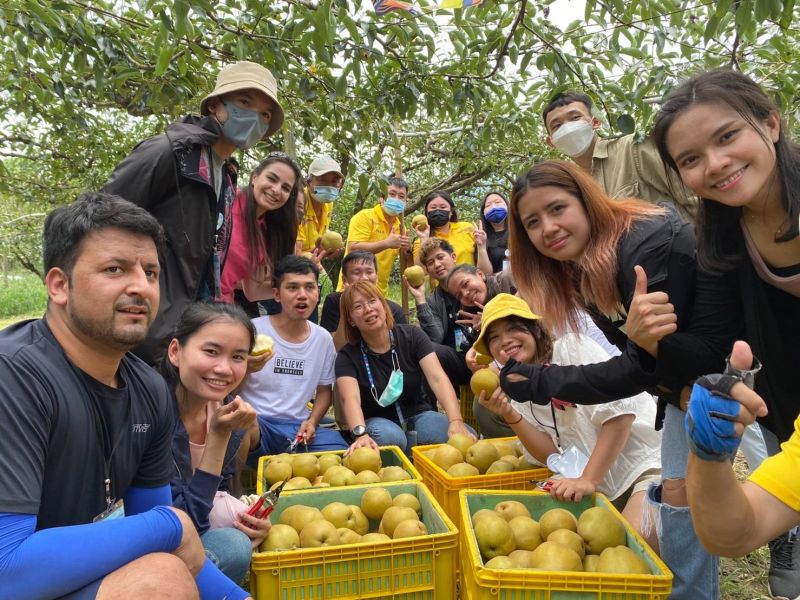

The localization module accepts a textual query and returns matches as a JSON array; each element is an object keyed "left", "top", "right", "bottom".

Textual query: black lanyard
[
  {"left": 67, "top": 359, "right": 132, "bottom": 510},
  {"left": 360, "top": 330, "right": 406, "bottom": 427}
]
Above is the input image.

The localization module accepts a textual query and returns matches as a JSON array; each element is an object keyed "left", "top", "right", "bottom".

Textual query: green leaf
[
  {"left": 155, "top": 46, "right": 172, "bottom": 76},
  {"left": 334, "top": 73, "right": 347, "bottom": 98}
]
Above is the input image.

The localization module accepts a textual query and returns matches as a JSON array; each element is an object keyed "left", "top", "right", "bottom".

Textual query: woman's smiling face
[{"left": 485, "top": 319, "right": 537, "bottom": 364}]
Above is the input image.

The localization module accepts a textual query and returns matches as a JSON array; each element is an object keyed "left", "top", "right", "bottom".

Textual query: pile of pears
[
  {"left": 471, "top": 502, "right": 651, "bottom": 575},
  {"left": 427, "top": 434, "right": 538, "bottom": 476},
  {"left": 263, "top": 448, "right": 413, "bottom": 491},
  {"left": 262, "top": 487, "right": 428, "bottom": 551}
]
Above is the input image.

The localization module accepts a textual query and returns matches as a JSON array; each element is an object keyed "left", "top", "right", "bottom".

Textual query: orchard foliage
[{"left": 0, "top": 0, "right": 797, "bottom": 272}]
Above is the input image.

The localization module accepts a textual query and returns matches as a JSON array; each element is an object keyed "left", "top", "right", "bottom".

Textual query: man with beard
[
  {"left": 0, "top": 194, "right": 252, "bottom": 599},
  {"left": 239, "top": 255, "right": 347, "bottom": 456}
]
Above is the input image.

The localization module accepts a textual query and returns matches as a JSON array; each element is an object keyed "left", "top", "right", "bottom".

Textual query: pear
[
  {"left": 262, "top": 524, "right": 300, "bottom": 552},
  {"left": 299, "top": 519, "right": 341, "bottom": 548},
  {"left": 251, "top": 334, "right": 274, "bottom": 356},
  {"left": 508, "top": 515, "right": 542, "bottom": 551},
  {"left": 345, "top": 447, "right": 382, "bottom": 473},
  {"left": 380, "top": 506, "right": 418, "bottom": 538},
  {"left": 465, "top": 440, "right": 499, "bottom": 474},
  {"left": 404, "top": 265, "right": 426, "bottom": 288},
  {"left": 321, "top": 502, "right": 357, "bottom": 530},
  {"left": 491, "top": 439, "right": 519, "bottom": 458},
  {"left": 472, "top": 509, "right": 499, "bottom": 526},
  {"left": 495, "top": 500, "right": 531, "bottom": 521},
  {"left": 348, "top": 505, "right": 370, "bottom": 535},
  {"left": 470, "top": 368, "right": 500, "bottom": 398},
  {"left": 530, "top": 541, "right": 583, "bottom": 571},
  {"left": 392, "top": 519, "right": 428, "bottom": 538},
  {"left": 361, "top": 487, "right": 393, "bottom": 520},
  {"left": 577, "top": 506, "right": 627, "bottom": 555},
  {"left": 432, "top": 443, "right": 464, "bottom": 471},
  {"left": 547, "top": 528, "right": 586, "bottom": 558},
  {"left": 323, "top": 465, "right": 356, "bottom": 487},
  {"left": 411, "top": 214, "right": 428, "bottom": 231},
  {"left": 337, "top": 527, "right": 362, "bottom": 545},
  {"left": 392, "top": 493, "right": 422, "bottom": 516},
  {"left": 597, "top": 546, "right": 651, "bottom": 574},
  {"left": 280, "top": 505, "right": 324, "bottom": 534},
  {"left": 486, "top": 460, "right": 515, "bottom": 474},
  {"left": 447, "top": 462, "right": 480, "bottom": 477},
  {"left": 583, "top": 554, "right": 601, "bottom": 572},
  {"left": 447, "top": 433, "right": 475, "bottom": 457},
  {"left": 361, "top": 533, "right": 391, "bottom": 543},
  {"left": 264, "top": 459, "right": 293, "bottom": 486},
  {"left": 378, "top": 466, "right": 412, "bottom": 482},
  {"left": 539, "top": 508, "right": 578, "bottom": 539},
  {"left": 283, "top": 476, "right": 312, "bottom": 490},
  {"left": 484, "top": 556, "right": 515, "bottom": 569},
  {"left": 474, "top": 513, "right": 516, "bottom": 560},
  {"left": 354, "top": 470, "right": 381, "bottom": 484},
  {"left": 508, "top": 549, "right": 535, "bottom": 568},
  {"left": 317, "top": 453, "right": 342, "bottom": 475},
  {"left": 319, "top": 230, "right": 344, "bottom": 251},
  {"left": 291, "top": 454, "right": 320, "bottom": 481}
]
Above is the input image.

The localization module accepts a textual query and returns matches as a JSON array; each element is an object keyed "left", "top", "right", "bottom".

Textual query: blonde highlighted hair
[
  {"left": 509, "top": 160, "right": 665, "bottom": 332},
  {"left": 339, "top": 281, "right": 395, "bottom": 345}
]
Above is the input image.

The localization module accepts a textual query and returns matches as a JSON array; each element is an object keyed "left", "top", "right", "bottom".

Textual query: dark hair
[
  {"left": 509, "top": 160, "right": 664, "bottom": 332},
  {"left": 159, "top": 301, "right": 255, "bottom": 388},
  {"left": 340, "top": 281, "right": 395, "bottom": 345},
  {"left": 419, "top": 238, "right": 456, "bottom": 265},
  {"left": 273, "top": 254, "right": 319, "bottom": 287},
  {"left": 341, "top": 251, "right": 378, "bottom": 277},
  {"left": 244, "top": 154, "right": 301, "bottom": 280},
  {"left": 486, "top": 315, "right": 554, "bottom": 364},
  {"left": 542, "top": 91, "right": 594, "bottom": 125},
  {"left": 653, "top": 69, "right": 800, "bottom": 272},
  {"left": 387, "top": 176, "right": 408, "bottom": 191},
  {"left": 43, "top": 192, "right": 165, "bottom": 277},
  {"left": 479, "top": 190, "right": 509, "bottom": 231},
  {"left": 423, "top": 190, "right": 459, "bottom": 224}
]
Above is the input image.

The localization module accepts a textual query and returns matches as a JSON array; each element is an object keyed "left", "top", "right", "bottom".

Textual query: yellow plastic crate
[
  {"left": 459, "top": 489, "right": 672, "bottom": 600},
  {"left": 250, "top": 481, "right": 458, "bottom": 600},
  {"left": 256, "top": 445, "right": 422, "bottom": 496},
  {"left": 459, "top": 384, "right": 480, "bottom": 434},
  {"left": 411, "top": 437, "right": 550, "bottom": 523}
]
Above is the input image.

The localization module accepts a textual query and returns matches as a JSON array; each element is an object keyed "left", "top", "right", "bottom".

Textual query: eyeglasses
[{"left": 351, "top": 297, "right": 381, "bottom": 314}]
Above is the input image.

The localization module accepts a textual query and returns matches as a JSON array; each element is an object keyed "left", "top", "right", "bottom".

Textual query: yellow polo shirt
[
  {"left": 749, "top": 414, "right": 800, "bottom": 511},
  {"left": 412, "top": 220, "right": 476, "bottom": 266},
  {"left": 296, "top": 186, "right": 334, "bottom": 252},
  {"left": 336, "top": 204, "right": 400, "bottom": 295}
]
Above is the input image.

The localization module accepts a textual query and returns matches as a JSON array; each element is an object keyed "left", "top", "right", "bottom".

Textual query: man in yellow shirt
[
  {"left": 295, "top": 155, "right": 344, "bottom": 254},
  {"left": 337, "top": 177, "right": 410, "bottom": 296},
  {"left": 686, "top": 341, "right": 800, "bottom": 599}
]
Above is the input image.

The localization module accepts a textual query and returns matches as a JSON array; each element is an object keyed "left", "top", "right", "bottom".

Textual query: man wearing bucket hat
[{"left": 104, "top": 61, "right": 285, "bottom": 365}]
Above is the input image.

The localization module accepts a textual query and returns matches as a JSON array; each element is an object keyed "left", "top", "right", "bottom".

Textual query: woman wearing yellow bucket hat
[{"left": 473, "top": 293, "right": 661, "bottom": 549}]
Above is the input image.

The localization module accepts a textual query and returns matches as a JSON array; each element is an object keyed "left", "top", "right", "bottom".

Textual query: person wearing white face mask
[
  {"left": 104, "top": 61, "right": 284, "bottom": 365},
  {"left": 542, "top": 91, "right": 696, "bottom": 221},
  {"left": 336, "top": 177, "right": 412, "bottom": 296}
]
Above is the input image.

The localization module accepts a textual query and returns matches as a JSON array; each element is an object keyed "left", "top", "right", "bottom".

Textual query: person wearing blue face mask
[
  {"left": 412, "top": 190, "right": 494, "bottom": 276},
  {"left": 479, "top": 191, "right": 510, "bottom": 273},
  {"left": 104, "top": 61, "right": 284, "bottom": 366},
  {"left": 296, "top": 155, "right": 345, "bottom": 258},
  {"left": 337, "top": 177, "right": 412, "bottom": 296}
]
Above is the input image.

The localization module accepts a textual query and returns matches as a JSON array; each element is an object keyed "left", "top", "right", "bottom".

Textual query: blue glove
[{"left": 685, "top": 376, "right": 742, "bottom": 462}]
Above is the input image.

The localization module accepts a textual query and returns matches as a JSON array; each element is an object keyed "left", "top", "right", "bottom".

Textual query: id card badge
[
  {"left": 93, "top": 499, "right": 125, "bottom": 523},
  {"left": 212, "top": 251, "right": 222, "bottom": 302}
]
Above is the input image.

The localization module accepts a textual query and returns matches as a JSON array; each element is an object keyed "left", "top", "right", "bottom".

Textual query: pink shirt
[
  {"left": 741, "top": 221, "right": 800, "bottom": 298},
  {"left": 220, "top": 191, "right": 265, "bottom": 303}
]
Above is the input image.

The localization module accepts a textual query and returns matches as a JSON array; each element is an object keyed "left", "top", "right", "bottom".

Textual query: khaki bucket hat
[{"left": 200, "top": 61, "right": 285, "bottom": 137}]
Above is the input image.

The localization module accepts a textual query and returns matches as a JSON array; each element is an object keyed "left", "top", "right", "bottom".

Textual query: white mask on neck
[{"left": 551, "top": 120, "right": 595, "bottom": 157}]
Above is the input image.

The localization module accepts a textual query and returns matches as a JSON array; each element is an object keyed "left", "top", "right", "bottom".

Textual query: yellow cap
[{"left": 472, "top": 293, "right": 542, "bottom": 357}]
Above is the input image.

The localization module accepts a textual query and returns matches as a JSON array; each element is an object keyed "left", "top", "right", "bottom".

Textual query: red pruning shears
[
  {"left": 532, "top": 479, "right": 554, "bottom": 492},
  {"left": 247, "top": 480, "right": 287, "bottom": 518},
  {"left": 287, "top": 432, "right": 307, "bottom": 453}
]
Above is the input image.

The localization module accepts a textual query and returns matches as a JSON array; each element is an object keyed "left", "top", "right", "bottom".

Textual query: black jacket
[
  {"left": 170, "top": 393, "right": 246, "bottom": 536},
  {"left": 501, "top": 205, "right": 696, "bottom": 425},
  {"left": 103, "top": 116, "right": 237, "bottom": 364},
  {"left": 657, "top": 228, "right": 800, "bottom": 442}
]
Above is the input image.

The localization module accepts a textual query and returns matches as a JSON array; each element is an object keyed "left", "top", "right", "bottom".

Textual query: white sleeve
[{"left": 319, "top": 332, "right": 337, "bottom": 386}]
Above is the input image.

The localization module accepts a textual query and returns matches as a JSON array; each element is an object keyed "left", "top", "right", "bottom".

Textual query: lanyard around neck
[{"left": 360, "top": 330, "right": 405, "bottom": 425}]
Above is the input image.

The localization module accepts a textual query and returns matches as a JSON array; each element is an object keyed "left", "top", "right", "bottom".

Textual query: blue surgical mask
[
  {"left": 220, "top": 101, "right": 269, "bottom": 150},
  {"left": 485, "top": 206, "right": 508, "bottom": 223},
  {"left": 312, "top": 186, "right": 339, "bottom": 203},
  {"left": 383, "top": 197, "right": 406, "bottom": 216}
]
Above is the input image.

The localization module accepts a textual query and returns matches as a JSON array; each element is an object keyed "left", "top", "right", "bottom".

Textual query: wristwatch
[{"left": 351, "top": 424, "right": 367, "bottom": 438}]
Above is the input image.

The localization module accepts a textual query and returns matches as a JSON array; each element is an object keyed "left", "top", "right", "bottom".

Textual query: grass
[{"left": 0, "top": 273, "right": 46, "bottom": 326}]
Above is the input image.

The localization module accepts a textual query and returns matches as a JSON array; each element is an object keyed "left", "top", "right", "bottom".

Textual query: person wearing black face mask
[
  {"left": 479, "top": 191, "right": 510, "bottom": 273},
  {"left": 412, "top": 190, "right": 493, "bottom": 276},
  {"left": 103, "top": 61, "right": 285, "bottom": 366}
]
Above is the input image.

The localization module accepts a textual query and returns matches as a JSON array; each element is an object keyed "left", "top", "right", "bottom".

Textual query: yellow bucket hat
[
  {"left": 200, "top": 61, "right": 284, "bottom": 137},
  {"left": 472, "top": 293, "right": 542, "bottom": 357}
]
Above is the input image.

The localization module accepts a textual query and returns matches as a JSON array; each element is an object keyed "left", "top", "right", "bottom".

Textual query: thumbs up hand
[{"left": 625, "top": 265, "right": 678, "bottom": 357}]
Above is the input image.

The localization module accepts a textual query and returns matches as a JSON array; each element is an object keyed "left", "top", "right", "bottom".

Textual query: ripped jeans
[{"left": 647, "top": 403, "right": 719, "bottom": 600}]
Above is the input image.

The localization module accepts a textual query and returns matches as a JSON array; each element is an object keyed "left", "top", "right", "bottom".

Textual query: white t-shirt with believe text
[{"left": 240, "top": 316, "right": 336, "bottom": 421}]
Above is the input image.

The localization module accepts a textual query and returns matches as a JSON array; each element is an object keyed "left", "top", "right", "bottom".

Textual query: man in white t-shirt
[{"left": 240, "top": 256, "right": 347, "bottom": 455}]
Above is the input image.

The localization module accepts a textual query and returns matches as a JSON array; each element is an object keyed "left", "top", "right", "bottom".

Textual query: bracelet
[
  {"left": 449, "top": 418, "right": 463, "bottom": 424},
  {"left": 505, "top": 413, "right": 523, "bottom": 425}
]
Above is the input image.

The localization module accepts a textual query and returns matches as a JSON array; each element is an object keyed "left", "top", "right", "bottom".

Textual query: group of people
[{"left": 0, "top": 58, "right": 798, "bottom": 600}]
